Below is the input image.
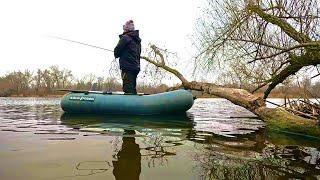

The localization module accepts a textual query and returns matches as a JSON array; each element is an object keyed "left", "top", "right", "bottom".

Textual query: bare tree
[
  {"left": 61, "top": 68, "right": 73, "bottom": 88},
  {"left": 50, "top": 65, "right": 63, "bottom": 89},
  {"left": 195, "top": 0, "right": 320, "bottom": 99},
  {"left": 42, "top": 69, "right": 52, "bottom": 93},
  {"left": 21, "top": 70, "right": 33, "bottom": 95},
  {"left": 33, "top": 69, "right": 43, "bottom": 94},
  {"left": 141, "top": 41, "right": 320, "bottom": 137}
]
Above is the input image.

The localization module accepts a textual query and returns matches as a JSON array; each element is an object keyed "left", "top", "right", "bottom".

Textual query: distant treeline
[
  {"left": 0, "top": 66, "right": 169, "bottom": 97},
  {"left": 0, "top": 66, "right": 319, "bottom": 98}
]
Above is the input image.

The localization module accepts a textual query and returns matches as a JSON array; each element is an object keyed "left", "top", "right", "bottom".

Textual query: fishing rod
[
  {"left": 48, "top": 35, "right": 114, "bottom": 52},
  {"left": 48, "top": 35, "right": 120, "bottom": 93}
]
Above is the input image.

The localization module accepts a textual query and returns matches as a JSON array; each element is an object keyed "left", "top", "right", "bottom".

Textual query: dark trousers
[{"left": 121, "top": 71, "right": 138, "bottom": 94}]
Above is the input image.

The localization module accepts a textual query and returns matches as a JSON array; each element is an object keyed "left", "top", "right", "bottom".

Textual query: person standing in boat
[{"left": 114, "top": 20, "right": 142, "bottom": 94}]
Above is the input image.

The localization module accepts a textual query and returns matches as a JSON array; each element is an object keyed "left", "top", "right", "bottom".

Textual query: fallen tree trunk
[
  {"left": 141, "top": 54, "right": 320, "bottom": 138},
  {"left": 186, "top": 81, "right": 320, "bottom": 138}
]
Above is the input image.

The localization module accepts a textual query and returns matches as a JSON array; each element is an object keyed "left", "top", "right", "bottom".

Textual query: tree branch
[
  {"left": 226, "top": 38, "right": 284, "bottom": 50},
  {"left": 263, "top": 63, "right": 303, "bottom": 99},
  {"left": 248, "top": 42, "right": 320, "bottom": 63},
  {"left": 150, "top": 45, "right": 166, "bottom": 66},
  {"left": 247, "top": 3, "right": 311, "bottom": 43},
  {"left": 141, "top": 55, "right": 189, "bottom": 86}
]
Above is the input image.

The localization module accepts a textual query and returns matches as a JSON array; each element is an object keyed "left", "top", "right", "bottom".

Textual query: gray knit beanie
[{"left": 123, "top": 20, "right": 135, "bottom": 32}]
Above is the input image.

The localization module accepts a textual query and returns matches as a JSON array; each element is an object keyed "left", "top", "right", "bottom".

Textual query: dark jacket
[{"left": 114, "top": 30, "right": 141, "bottom": 74}]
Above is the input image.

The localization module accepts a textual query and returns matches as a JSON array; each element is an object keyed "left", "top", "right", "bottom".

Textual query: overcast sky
[{"left": 0, "top": 0, "right": 202, "bottom": 82}]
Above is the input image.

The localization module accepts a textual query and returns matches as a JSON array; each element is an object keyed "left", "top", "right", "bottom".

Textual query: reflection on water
[
  {"left": 60, "top": 113, "right": 195, "bottom": 138},
  {"left": 193, "top": 131, "right": 320, "bottom": 180},
  {"left": 113, "top": 130, "right": 141, "bottom": 180},
  {"left": 0, "top": 97, "right": 320, "bottom": 179}
]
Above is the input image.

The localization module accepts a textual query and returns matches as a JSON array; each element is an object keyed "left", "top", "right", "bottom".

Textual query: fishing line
[
  {"left": 47, "top": 35, "right": 114, "bottom": 52},
  {"left": 48, "top": 35, "right": 170, "bottom": 87},
  {"left": 48, "top": 35, "right": 121, "bottom": 87}
]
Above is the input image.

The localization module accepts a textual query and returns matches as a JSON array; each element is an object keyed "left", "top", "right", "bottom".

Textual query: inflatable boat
[{"left": 60, "top": 89, "right": 194, "bottom": 115}]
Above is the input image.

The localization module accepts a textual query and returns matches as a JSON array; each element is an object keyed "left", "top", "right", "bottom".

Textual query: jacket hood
[{"left": 120, "top": 30, "right": 141, "bottom": 43}]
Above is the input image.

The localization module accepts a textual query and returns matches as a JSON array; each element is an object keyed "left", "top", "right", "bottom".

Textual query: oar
[
  {"left": 56, "top": 89, "right": 148, "bottom": 96},
  {"left": 57, "top": 89, "right": 111, "bottom": 94}
]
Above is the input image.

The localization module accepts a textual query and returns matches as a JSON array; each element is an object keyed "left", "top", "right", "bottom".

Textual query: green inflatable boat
[{"left": 61, "top": 89, "right": 194, "bottom": 115}]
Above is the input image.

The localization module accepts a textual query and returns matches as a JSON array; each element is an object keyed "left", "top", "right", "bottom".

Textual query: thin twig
[{"left": 266, "top": 100, "right": 317, "bottom": 120}]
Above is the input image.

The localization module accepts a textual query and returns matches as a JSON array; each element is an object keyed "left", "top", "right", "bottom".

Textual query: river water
[{"left": 0, "top": 97, "right": 319, "bottom": 179}]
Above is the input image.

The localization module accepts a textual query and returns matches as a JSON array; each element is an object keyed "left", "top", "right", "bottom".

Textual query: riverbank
[
  {"left": 3, "top": 91, "right": 318, "bottom": 99},
  {"left": 193, "top": 91, "right": 319, "bottom": 99}
]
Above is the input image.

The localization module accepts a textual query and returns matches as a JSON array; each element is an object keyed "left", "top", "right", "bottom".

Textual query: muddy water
[{"left": 0, "top": 97, "right": 319, "bottom": 180}]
